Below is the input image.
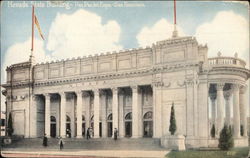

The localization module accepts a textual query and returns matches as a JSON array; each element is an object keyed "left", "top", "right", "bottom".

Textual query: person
[
  {"left": 87, "top": 128, "right": 90, "bottom": 139},
  {"left": 89, "top": 127, "right": 93, "bottom": 138},
  {"left": 42, "top": 134, "right": 48, "bottom": 147},
  {"left": 114, "top": 128, "right": 118, "bottom": 140},
  {"left": 58, "top": 137, "right": 64, "bottom": 150}
]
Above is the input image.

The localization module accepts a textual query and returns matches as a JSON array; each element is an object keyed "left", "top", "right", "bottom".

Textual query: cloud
[
  {"left": 2, "top": 37, "right": 50, "bottom": 81},
  {"left": 1, "top": 37, "right": 50, "bottom": 111},
  {"left": 195, "top": 11, "right": 249, "bottom": 63},
  {"left": 47, "top": 9, "right": 123, "bottom": 59},
  {"left": 136, "top": 18, "right": 186, "bottom": 47}
]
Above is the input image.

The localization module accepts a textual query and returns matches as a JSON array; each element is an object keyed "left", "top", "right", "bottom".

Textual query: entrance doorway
[
  {"left": 107, "top": 114, "right": 113, "bottom": 137},
  {"left": 82, "top": 115, "right": 86, "bottom": 137},
  {"left": 50, "top": 116, "right": 56, "bottom": 138},
  {"left": 143, "top": 112, "right": 153, "bottom": 137},
  {"left": 125, "top": 112, "right": 132, "bottom": 137},
  {"left": 66, "top": 115, "right": 71, "bottom": 138}
]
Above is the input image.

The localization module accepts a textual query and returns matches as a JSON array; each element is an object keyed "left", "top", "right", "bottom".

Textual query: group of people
[
  {"left": 42, "top": 128, "right": 119, "bottom": 150},
  {"left": 42, "top": 134, "right": 64, "bottom": 150}
]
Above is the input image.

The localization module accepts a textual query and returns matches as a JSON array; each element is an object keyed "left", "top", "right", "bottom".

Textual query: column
[
  {"left": 60, "top": 92, "right": 66, "bottom": 138},
  {"left": 224, "top": 91, "right": 231, "bottom": 125},
  {"left": 101, "top": 90, "right": 107, "bottom": 138},
  {"left": 44, "top": 93, "right": 51, "bottom": 137},
  {"left": 119, "top": 90, "right": 125, "bottom": 137},
  {"left": 132, "top": 85, "right": 139, "bottom": 138},
  {"left": 232, "top": 84, "right": 240, "bottom": 138},
  {"left": 152, "top": 84, "right": 162, "bottom": 138},
  {"left": 186, "top": 81, "right": 194, "bottom": 136},
  {"left": 209, "top": 93, "right": 216, "bottom": 125},
  {"left": 83, "top": 92, "right": 90, "bottom": 136},
  {"left": 216, "top": 83, "right": 225, "bottom": 134},
  {"left": 112, "top": 87, "right": 119, "bottom": 136},
  {"left": 239, "top": 86, "right": 247, "bottom": 137},
  {"left": 76, "top": 91, "right": 83, "bottom": 138},
  {"left": 93, "top": 89, "right": 100, "bottom": 138}
]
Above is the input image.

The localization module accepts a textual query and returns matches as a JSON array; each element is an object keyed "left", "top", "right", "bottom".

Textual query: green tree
[
  {"left": 7, "top": 113, "right": 14, "bottom": 136},
  {"left": 169, "top": 102, "right": 177, "bottom": 135},
  {"left": 210, "top": 124, "right": 215, "bottom": 138},
  {"left": 218, "top": 125, "right": 234, "bottom": 150},
  {"left": 240, "top": 125, "right": 244, "bottom": 136}
]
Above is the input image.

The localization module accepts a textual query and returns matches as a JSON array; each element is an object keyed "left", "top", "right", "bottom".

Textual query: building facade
[{"left": 2, "top": 35, "right": 250, "bottom": 148}]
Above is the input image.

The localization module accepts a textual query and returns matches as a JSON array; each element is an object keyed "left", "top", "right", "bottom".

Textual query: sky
[{"left": 0, "top": 1, "right": 249, "bottom": 111}]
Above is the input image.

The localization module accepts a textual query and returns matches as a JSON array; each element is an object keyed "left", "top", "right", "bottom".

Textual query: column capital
[
  {"left": 131, "top": 85, "right": 138, "bottom": 93},
  {"left": 216, "top": 83, "right": 225, "bottom": 91},
  {"left": 44, "top": 93, "right": 51, "bottom": 98},
  {"left": 75, "top": 90, "right": 82, "bottom": 96},
  {"left": 93, "top": 89, "right": 100, "bottom": 95},
  {"left": 240, "top": 85, "right": 247, "bottom": 94},
  {"left": 59, "top": 91, "right": 66, "bottom": 96},
  {"left": 111, "top": 87, "right": 118, "bottom": 94},
  {"left": 185, "top": 80, "right": 194, "bottom": 87},
  {"left": 231, "top": 84, "right": 240, "bottom": 91},
  {"left": 223, "top": 90, "right": 232, "bottom": 100}
]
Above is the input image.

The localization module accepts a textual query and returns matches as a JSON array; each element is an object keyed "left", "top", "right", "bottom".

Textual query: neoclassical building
[{"left": 2, "top": 34, "right": 250, "bottom": 148}]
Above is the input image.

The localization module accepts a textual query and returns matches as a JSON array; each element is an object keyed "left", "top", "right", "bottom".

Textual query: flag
[{"left": 34, "top": 15, "right": 45, "bottom": 40}]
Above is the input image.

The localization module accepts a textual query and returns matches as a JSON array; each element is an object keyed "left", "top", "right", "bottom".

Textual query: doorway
[
  {"left": 107, "top": 114, "right": 113, "bottom": 137},
  {"left": 66, "top": 115, "right": 71, "bottom": 138},
  {"left": 143, "top": 112, "right": 153, "bottom": 137},
  {"left": 125, "top": 112, "right": 132, "bottom": 137},
  {"left": 50, "top": 116, "right": 56, "bottom": 138}
]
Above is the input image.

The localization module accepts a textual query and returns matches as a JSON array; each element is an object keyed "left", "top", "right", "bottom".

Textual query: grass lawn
[{"left": 166, "top": 147, "right": 249, "bottom": 158}]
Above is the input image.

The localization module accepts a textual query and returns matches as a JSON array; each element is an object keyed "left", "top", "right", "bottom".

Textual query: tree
[
  {"left": 218, "top": 125, "right": 234, "bottom": 150},
  {"left": 210, "top": 124, "right": 215, "bottom": 138},
  {"left": 240, "top": 125, "right": 244, "bottom": 136},
  {"left": 169, "top": 102, "right": 177, "bottom": 135},
  {"left": 7, "top": 113, "right": 14, "bottom": 136}
]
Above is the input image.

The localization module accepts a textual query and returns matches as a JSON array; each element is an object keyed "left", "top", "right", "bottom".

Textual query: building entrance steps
[{"left": 2, "top": 138, "right": 166, "bottom": 151}]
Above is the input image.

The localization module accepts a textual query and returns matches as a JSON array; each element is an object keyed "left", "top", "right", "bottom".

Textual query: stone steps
[{"left": 3, "top": 138, "right": 165, "bottom": 150}]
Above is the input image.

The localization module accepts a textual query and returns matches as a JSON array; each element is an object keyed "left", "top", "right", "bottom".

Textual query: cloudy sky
[{"left": 0, "top": 1, "right": 249, "bottom": 110}]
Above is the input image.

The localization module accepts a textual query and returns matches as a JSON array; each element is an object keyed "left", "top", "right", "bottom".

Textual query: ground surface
[{"left": 165, "top": 147, "right": 249, "bottom": 158}]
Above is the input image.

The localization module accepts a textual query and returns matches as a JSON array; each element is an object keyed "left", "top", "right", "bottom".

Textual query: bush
[
  {"left": 169, "top": 102, "right": 177, "bottom": 135},
  {"left": 210, "top": 124, "right": 215, "bottom": 138},
  {"left": 240, "top": 125, "right": 244, "bottom": 136},
  {"left": 218, "top": 125, "right": 234, "bottom": 150},
  {"left": 7, "top": 113, "right": 14, "bottom": 136}
]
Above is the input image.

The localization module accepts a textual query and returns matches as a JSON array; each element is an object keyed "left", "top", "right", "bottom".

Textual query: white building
[{"left": 2, "top": 33, "right": 249, "bottom": 148}]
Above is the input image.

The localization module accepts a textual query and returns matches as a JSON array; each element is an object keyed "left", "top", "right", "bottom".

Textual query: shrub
[
  {"left": 210, "top": 124, "right": 215, "bottom": 138},
  {"left": 218, "top": 125, "right": 234, "bottom": 150},
  {"left": 7, "top": 113, "right": 14, "bottom": 136},
  {"left": 169, "top": 102, "right": 177, "bottom": 135}
]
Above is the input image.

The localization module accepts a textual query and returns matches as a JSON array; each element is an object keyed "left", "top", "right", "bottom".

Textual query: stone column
[
  {"left": 44, "top": 93, "right": 51, "bottom": 137},
  {"left": 83, "top": 92, "right": 90, "bottom": 136},
  {"left": 76, "top": 91, "right": 83, "bottom": 138},
  {"left": 232, "top": 84, "right": 240, "bottom": 138},
  {"left": 152, "top": 83, "right": 162, "bottom": 138},
  {"left": 239, "top": 85, "right": 247, "bottom": 137},
  {"left": 209, "top": 93, "right": 216, "bottom": 125},
  {"left": 112, "top": 87, "right": 119, "bottom": 135},
  {"left": 119, "top": 90, "right": 125, "bottom": 137},
  {"left": 216, "top": 83, "right": 225, "bottom": 134},
  {"left": 59, "top": 92, "right": 66, "bottom": 138},
  {"left": 224, "top": 91, "right": 231, "bottom": 125},
  {"left": 101, "top": 90, "right": 107, "bottom": 138},
  {"left": 93, "top": 89, "right": 100, "bottom": 138},
  {"left": 186, "top": 81, "right": 194, "bottom": 136},
  {"left": 132, "top": 85, "right": 139, "bottom": 138}
]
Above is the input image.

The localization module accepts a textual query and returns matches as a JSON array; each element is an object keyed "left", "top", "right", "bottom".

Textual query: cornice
[{"left": 0, "top": 61, "right": 218, "bottom": 89}]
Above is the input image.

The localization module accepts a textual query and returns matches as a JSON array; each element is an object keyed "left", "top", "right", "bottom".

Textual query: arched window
[
  {"left": 107, "top": 114, "right": 113, "bottom": 121},
  {"left": 51, "top": 116, "right": 56, "bottom": 123},
  {"left": 66, "top": 115, "right": 71, "bottom": 123},
  {"left": 143, "top": 111, "right": 153, "bottom": 120},
  {"left": 125, "top": 112, "right": 132, "bottom": 120}
]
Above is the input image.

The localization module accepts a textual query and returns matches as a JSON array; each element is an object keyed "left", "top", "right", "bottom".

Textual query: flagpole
[
  {"left": 172, "top": 0, "right": 178, "bottom": 38},
  {"left": 31, "top": 5, "right": 34, "bottom": 52}
]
